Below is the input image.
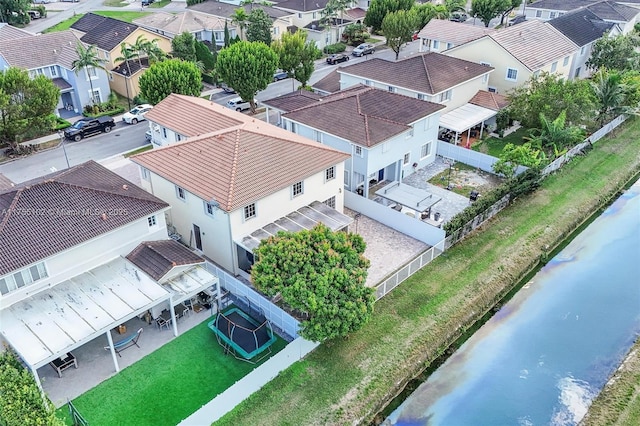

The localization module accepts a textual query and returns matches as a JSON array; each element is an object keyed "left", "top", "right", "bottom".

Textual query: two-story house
[
  {"left": 188, "top": 1, "right": 294, "bottom": 42},
  {"left": 0, "top": 30, "right": 111, "bottom": 116},
  {"left": 417, "top": 19, "right": 495, "bottom": 53},
  {"left": 133, "top": 11, "right": 234, "bottom": 48},
  {"left": 0, "top": 161, "right": 216, "bottom": 386},
  {"left": 526, "top": 0, "right": 640, "bottom": 33},
  {"left": 131, "top": 94, "right": 352, "bottom": 278},
  {"left": 70, "top": 13, "right": 172, "bottom": 101},
  {"left": 549, "top": 8, "right": 621, "bottom": 79},
  {"left": 265, "top": 85, "right": 445, "bottom": 199},
  {"left": 446, "top": 20, "right": 578, "bottom": 94}
]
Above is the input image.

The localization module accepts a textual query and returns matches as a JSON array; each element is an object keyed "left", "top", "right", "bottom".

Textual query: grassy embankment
[{"left": 214, "top": 117, "right": 640, "bottom": 426}]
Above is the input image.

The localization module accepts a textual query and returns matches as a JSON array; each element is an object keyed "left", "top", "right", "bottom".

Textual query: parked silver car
[{"left": 352, "top": 43, "right": 375, "bottom": 57}]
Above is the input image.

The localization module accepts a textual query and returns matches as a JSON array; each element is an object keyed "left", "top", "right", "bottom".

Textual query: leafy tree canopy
[
  {"left": 444, "top": 0, "right": 467, "bottom": 13},
  {"left": 507, "top": 72, "right": 596, "bottom": 129},
  {"left": 364, "top": 0, "right": 415, "bottom": 33},
  {"left": 412, "top": 3, "right": 449, "bottom": 29},
  {"left": 195, "top": 40, "right": 216, "bottom": 73},
  {"left": 252, "top": 224, "right": 374, "bottom": 342},
  {"left": 0, "top": 0, "right": 30, "bottom": 26},
  {"left": 0, "top": 67, "right": 59, "bottom": 151},
  {"left": 246, "top": 9, "right": 272, "bottom": 45},
  {"left": 171, "top": 32, "right": 197, "bottom": 62},
  {"left": 590, "top": 69, "right": 635, "bottom": 127},
  {"left": 492, "top": 142, "right": 547, "bottom": 178},
  {"left": 138, "top": 59, "right": 202, "bottom": 105},
  {"left": 271, "top": 30, "right": 321, "bottom": 87},
  {"left": 382, "top": 9, "right": 420, "bottom": 60},
  {"left": 471, "top": 0, "right": 511, "bottom": 27},
  {"left": 525, "top": 111, "right": 586, "bottom": 156},
  {"left": 217, "top": 41, "right": 278, "bottom": 112},
  {"left": 587, "top": 33, "right": 640, "bottom": 72},
  {"left": 342, "top": 23, "right": 370, "bottom": 46}
]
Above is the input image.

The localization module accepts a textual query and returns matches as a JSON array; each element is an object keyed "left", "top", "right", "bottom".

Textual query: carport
[
  {"left": 438, "top": 103, "right": 497, "bottom": 147},
  {"left": 0, "top": 257, "right": 171, "bottom": 388},
  {"left": 375, "top": 181, "right": 442, "bottom": 217}
]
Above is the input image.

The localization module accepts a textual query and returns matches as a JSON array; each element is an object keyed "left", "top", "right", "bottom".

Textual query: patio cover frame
[
  {"left": 438, "top": 103, "right": 497, "bottom": 146},
  {"left": 375, "top": 181, "right": 441, "bottom": 213}
]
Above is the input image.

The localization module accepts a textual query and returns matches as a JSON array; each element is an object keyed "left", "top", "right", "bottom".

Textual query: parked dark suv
[{"left": 64, "top": 116, "right": 115, "bottom": 142}]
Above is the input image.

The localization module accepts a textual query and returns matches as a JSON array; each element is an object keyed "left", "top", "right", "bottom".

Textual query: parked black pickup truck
[{"left": 64, "top": 116, "right": 115, "bottom": 142}]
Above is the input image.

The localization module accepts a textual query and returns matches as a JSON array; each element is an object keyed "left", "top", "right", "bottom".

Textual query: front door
[
  {"left": 193, "top": 224, "right": 202, "bottom": 251},
  {"left": 378, "top": 169, "right": 384, "bottom": 182}
]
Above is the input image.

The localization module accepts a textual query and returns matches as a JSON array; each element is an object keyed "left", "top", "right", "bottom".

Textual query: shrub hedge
[{"left": 324, "top": 42, "right": 346, "bottom": 54}]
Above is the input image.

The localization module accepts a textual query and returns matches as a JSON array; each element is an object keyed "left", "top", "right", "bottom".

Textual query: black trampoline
[{"left": 208, "top": 307, "right": 277, "bottom": 363}]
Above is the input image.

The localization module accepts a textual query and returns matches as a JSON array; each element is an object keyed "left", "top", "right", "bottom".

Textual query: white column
[
  {"left": 106, "top": 331, "right": 120, "bottom": 373},
  {"left": 169, "top": 298, "right": 178, "bottom": 337}
]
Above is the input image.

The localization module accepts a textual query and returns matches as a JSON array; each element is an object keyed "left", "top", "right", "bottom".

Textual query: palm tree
[
  {"left": 115, "top": 43, "right": 138, "bottom": 109},
  {"left": 231, "top": 8, "right": 249, "bottom": 40},
  {"left": 131, "top": 35, "right": 149, "bottom": 67},
  {"left": 525, "top": 111, "right": 585, "bottom": 156},
  {"left": 591, "top": 70, "right": 628, "bottom": 127},
  {"left": 322, "top": 0, "right": 352, "bottom": 43},
  {"left": 72, "top": 43, "right": 107, "bottom": 105}
]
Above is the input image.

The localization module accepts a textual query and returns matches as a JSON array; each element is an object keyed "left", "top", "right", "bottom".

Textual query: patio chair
[{"left": 156, "top": 310, "right": 172, "bottom": 330}]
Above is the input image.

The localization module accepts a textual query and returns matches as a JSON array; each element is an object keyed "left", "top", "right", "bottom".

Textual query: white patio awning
[
  {"left": 0, "top": 257, "right": 170, "bottom": 369},
  {"left": 164, "top": 265, "right": 218, "bottom": 302},
  {"left": 439, "top": 103, "right": 497, "bottom": 133},
  {"left": 375, "top": 181, "right": 441, "bottom": 213}
]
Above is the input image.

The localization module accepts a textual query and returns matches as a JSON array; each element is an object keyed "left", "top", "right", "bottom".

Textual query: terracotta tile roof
[
  {"left": 188, "top": 2, "right": 292, "bottom": 20},
  {"left": 0, "top": 173, "right": 14, "bottom": 191},
  {"left": 133, "top": 11, "right": 226, "bottom": 34},
  {"left": 0, "top": 161, "right": 169, "bottom": 276},
  {"left": 283, "top": 85, "right": 445, "bottom": 147},
  {"left": 261, "top": 90, "right": 323, "bottom": 112},
  {"left": 469, "top": 90, "right": 509, "bottom": 111},
  {"left": 345, "top": 7, "right": 367, "bottom": 20},
  {"left": 487, "top": 20, "right": 578, "bottom": 71},
  {"left": 0, "top": 23, "right": 31, "bottom": 41},
  {"left": 144, "top": 93, "right": 245, "bottom": 137},
  {"left": 132, "top": 124, "right": 350, "bottom": 212},
  {"left": 311, "top": 69, "right": 341, "bottom": 94},
  {"left": 0, "top": 30, "right": 83, "bottom": 70},
  {"left": 338, "top": 52, "right": 493, "bottom": 95},
  {"left": 417, "top": 19, "right": 495, "bottom": 46},
  {"left": 126, "top": 240, "right": 204, "bottom": 281},
  {"left": 549, "top": 8, "right": 615, "bottom": 46},
  {"left": 71, "top": 13, "right": 138, "bottom": 52}
]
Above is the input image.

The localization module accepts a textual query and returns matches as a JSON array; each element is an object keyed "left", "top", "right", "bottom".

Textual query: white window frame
[
  {"left": 140, "top": 167, "right": 150, "bottom": 181},
  {"left": 388, "top": 86, "right": 396, "bottom": 93},
  {"left": 204, "top": 201, "right": 217, "bottom": 217},
  {"left": 162, "top": 127, "right": 167, "bottom": 138},
  {"left": 86, "top": 66, "right": 98, "bottom": 80},
  {"left": 292, "top": 181, "right": 304, "bottom": 197},
  {"left": 536, "top": 10, "right": 542, "bottom": 18},
  {"left": 403, "top": 152, "right": 410, "bottom": 165},
  {"left": 438, "top": 89, "right": 452, "bottom": 102},
  {"left": 563, "top": 56, "right": 569, "bottom": 66},
  {"left": 90, "top": 88, "right": 102, "bottom": 104},
  {"left": 417, "top": 93, "right": 425, "bottom": 100},
  {"left": 506, "top": 68, "right": 518, "bottom": 81},
  {"left": 176, "top": 185, "right": 186, "bottom": 201},
  {"left": 315, "top": 130, "right": 322, "bottom": 142},
  {"left": 49, "top": 66, "right": 57, "bottom": 77},
  {"left": 244, "top": 203, "right": 256, "bottom": 220},
  {"left": 421, "top": 141, "right": 432, "bottom": 159},
  {"left": 406, "top": 126, "right": 414, "bottom": 138},
  {"left": 549, "top": 11, "right": 557, "bottom": 19},
  {"left": 355, "top": 145, "right": 363, "bottom": 157},
  {"left": 432, "top": 40, "right": 440, "bottom": 49},
  {"left": 550, "top": 61, "right": 558, "bottom": 73},
  {"left": 325, "top": 166, "right": 335, "bottom": 181},
  {"left": 323, "top": 196, "right": 336, "bottom": 209},
  {"left": 365, "top": 79, "right": 372, "bottom": 86},
  {"left": 147, "top": 215, "right": 157, "bottom": 227}
]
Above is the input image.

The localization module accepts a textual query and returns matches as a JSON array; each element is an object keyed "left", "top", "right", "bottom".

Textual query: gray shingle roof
[
  {"left": 71, "top": 13, "right": 139, "bottom": 52},
  {"left": 0, "top": 23, "right": 31, "bottom": 41},
  {"left": 0, "top": 30, "right": 82, "bottom": 70},
  {"left": 0, "top": 161, "right": 169, "bottom": 276},
  {"left": 549, "top": 8, "right": 615, "bottom": 46},
  {"left": 283, "top": 85, "right": 445, "bottom": 147},
  {"left": 337, "top": 52, "right": 493, "bottom": 95},
  {"left": 528, "top": 0, "right": 598, "bottom": 11},
  {"left": 311, "top": 69, "right": 341, "bottom": 94},
  {"left": 0, "top": 173, "right": 14, "bottom": 191},
  {"left": 587, "top": 0, "right": 640, "bottom": 21},
  {"left": 126, "top": 240, "right": 204, "bottom": 281}
]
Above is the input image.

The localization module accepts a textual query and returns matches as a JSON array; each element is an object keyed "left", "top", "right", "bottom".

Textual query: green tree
[
  {"left": 115, "top": 42, "right": 137, "bottom": 79},
  {"left": 342, "top": 23, "right": 370, "bottom": 46},
  {"left": 507, "top": 72, "right": 596, "bottom": 129},
  {"left": 492, "top": 142, "right": 547, "bottom": 178},
  {"left": 587, "top": 33, "right": 640, "bottom": 72},
  {"left": 412, "top": 3, "right": 449, "bottom": 29},
  {"left": 364, "top": 0, "right": 415, "bottom": 33},
  {"left": 138, "top": 59, "right": 202, "bottom": 105},
  {"left": 525, "top": 111, "right": 585, "bottom": 155},
  {"left": 591, "top": 70, "right": 630, "bottom": 127},
  {"left": 620, "top": 70, "right": 640, "bottom": 109},
  {"left": 246, "top": 9, "right": 272, "bottom": 45},
  {"left": 217, "top": 41, "right": 278, "bottom": 112},
  {"left": 72, "top": 42, "right": 107, "bottom": 105},
  {"left": 231, "top": 8, "right": 249, "bottom": 39},
  {"left": 382, "top": 9, "right": 419, "bottom": 60},
  {"left": 0, "top": 67, "right": 59, "bottom": 152},
  {"left": 224, "top": 20, "right": 231, "bottom": 47},
  {"left": 195, "top": 40, "right": 216, "bottom": 73},
  {"left": 322, "top": 0, "right": 352, "bottom": 43},
  {"left": 0, "top": 0, "right": 30, "bottom": 25},
  {"left": 252, "top": 224, "right": 374, "bottom": 342},
  {"left": 0, "top": 350, "right": 64, "bottom": 426},
  {"left": 444, "top": 0, "right": 466, "bottom": 13},
  {"left": 271, "top": 30, "right": 321, "bottom": 88},
  {"left": 130, "top": 35, "right": 149, "bottom": 67},
  {"left": 171, "top": 31, "right": 197, "bottom": 62},
  {"left": 498, "top": 0, "right": 522, "bottom": 25},
  {"left": 471, "top": 0, "right": 511, "bottom": 27}
]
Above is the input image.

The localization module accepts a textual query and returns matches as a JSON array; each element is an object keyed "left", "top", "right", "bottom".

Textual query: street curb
[{"left": 98, "top": 144, "right": 153, "bottom": 164}]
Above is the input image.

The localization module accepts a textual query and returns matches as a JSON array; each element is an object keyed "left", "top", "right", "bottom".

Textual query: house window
[
  {"left": 176, "top": 134, "right": 183, "bottom": 142},
  {"left": 90, "top": 89, "right": 102, "bottom": 104},
  {"left": 536, "top": 10, "right": 542, "bottom": 18},
  {"left": 0, "top": 262, "right": 48, "bottom": 295},
  {"left": 147, "top": 215, "right": 157, "bottom": 227},
  {"left": 244, "top": 203, "right": 256, "bottom": 220},
  {"left": 312, "top": 12, "right": 317, "bottom": 19},
  {"left": 176, "top": 185, "right": 186, "bottom": 201},
  {"left": 141, "top": 167, "right": 150, "bottom": 181},
  {"left": 292, "top": 181, "right": 303, "bottom": 197},
  {"left": 549, "top": 11, "right": 557, "bottom": 19},
  {"left": 36, "top": 68, "right": 44, "bottom": 76},
  {"left": 432, "top": 40, "right": 440, "bottom": 49},
  {"left": 388, "top": 86, "right": 396, "bottom": 93},
  {"left": 550, "top": 61, "right": 557, "bottom": 73},
  {"left": 204, "top": 201, "right": 217, "bottom": 216},
  {"left": 403, "top": 152, "right": 410, "bottom": 165},
  {"left": 195, "top": 32, "right": 202, "bottom": 41},
  {"left": 290, "top": 122, "right": 297, "bottom": 132},
  {"left": 563, "top": 56, "right": 569, "bottom": 66},
  {"left": 438, "top": 90, "right": 452, "bottom": 102},
  {"left": 50, "top": 66, "right": 57, "bottom": 77},
  {"left": 315, "top": 130, "right": 322, "bottom": 142},
  {"left": 325, "top": 166, "right": 335, "bottom": 181},
  {"left": 214, "top": 32, "right": 222, "bottom": 41},
  {"left": 273, "top": 27, "right": 279, "bottom": 35},
  {"left": 344, "top": 170, "right": 349, "bottom": 186},
  {"left": 446, "top": 42, "right": 454, "bottom": 49},
  {"left": 482, "top": 73, "right": 488, "bottom": 83},
  {"left": 580, "top": 46, "right": 586, "bottom": 55},
  {"left": 324, "top": 196, "right": 336, "bottom": 209},
  {"left": 355, "top": 145, "right": 363, "bottom": 157},
  {"left": 506, "top": 68, "right": 518, "bottom": 81},
  {"left": 298, "top": 13, "right": 302, "bottom": 18},
  {"left": 574, "top": 67, "right": 581, "bottom": 78},
  {"left": 533, "top": 70, "right": 540, "bottom": 78},
  {"left": 417, "top": 93, "right": 425, "bottom": 100},
  {"left": 86, "top": 66, "right": 97, "bottom": 79},
  {"left": 162, "top": 127, "right": 167, "bottom": 138},
  {"left": 421, "top": 142, "right": 432, "bottom": 158},
  {"left": 488, "top": 87, "right": 497, "bottom": 93},
  {"left": 365, "top": 79, "right": 372, "bottom": 86},
  {"left": 407, "top": 126, "right": 414, "bottom": 138}
]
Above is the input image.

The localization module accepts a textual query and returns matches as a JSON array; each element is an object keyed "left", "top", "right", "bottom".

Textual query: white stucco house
[{"left": 131, "top": 94, "right": 352, "bottom": 278}]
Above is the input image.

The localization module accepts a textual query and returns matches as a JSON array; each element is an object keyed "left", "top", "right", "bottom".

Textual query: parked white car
[
  {"left": 122, "top": 104, "right": 153, "bottom": 124},
  {"left": 226, "top": 98, "right": 256, "bottom": 112}
]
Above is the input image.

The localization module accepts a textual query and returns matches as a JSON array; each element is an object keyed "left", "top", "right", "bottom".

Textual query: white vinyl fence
[{"left": 436, "top": 141, "right": 527, "bottom": 175}]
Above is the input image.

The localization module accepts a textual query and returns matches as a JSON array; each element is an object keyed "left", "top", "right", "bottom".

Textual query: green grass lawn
[
  {"left": 43, "top": 14, "right": 83, "bottom": 33},
  {"left": 57, "top": 319, "right": 287, "bottom": 426},
  {"left": 472, "top": 127, "right": 530, "bottom": 157},
  {"left": 214, "top": 118, "right": 640, "bottom": 425},
  {"left": 149, "top": 0, "right": 171, "bottom": 8}
]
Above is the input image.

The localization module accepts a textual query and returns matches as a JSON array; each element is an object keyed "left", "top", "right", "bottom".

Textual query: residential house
[
  {"left": 131, "top": 94, "right": 352, "bottom": 278},
  {"left": 0, "top": 30, "right": 111, "bottom": 115},
  {"left": 0, "top": 22, "right": 31, "bottom": 41},
  {"left": 70, "top": 13, "right": 172, "bottom": 101},
  {"left": 133, "top": 11, "right": 233, "bottom": 48},
  {"left": 265, "top": 85, "right": 445, "bottom": 198},
  {"left": 446, "top": 20, "right": 578, "bottom": 94},
  {"left": 526, "top": 0, "right": 640, "bottom": 33},
  {"left": 417, "top": 19, "right": 495, "bottom": 53},
  {"left": 188, "top": 1, "right": 294, "bottom": 42},
  {"left": 549, "top": 8, "right": 621, "bottom": 79},
  {"left": 0, "top": 161, "right": 216, "bottom": 385}
]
